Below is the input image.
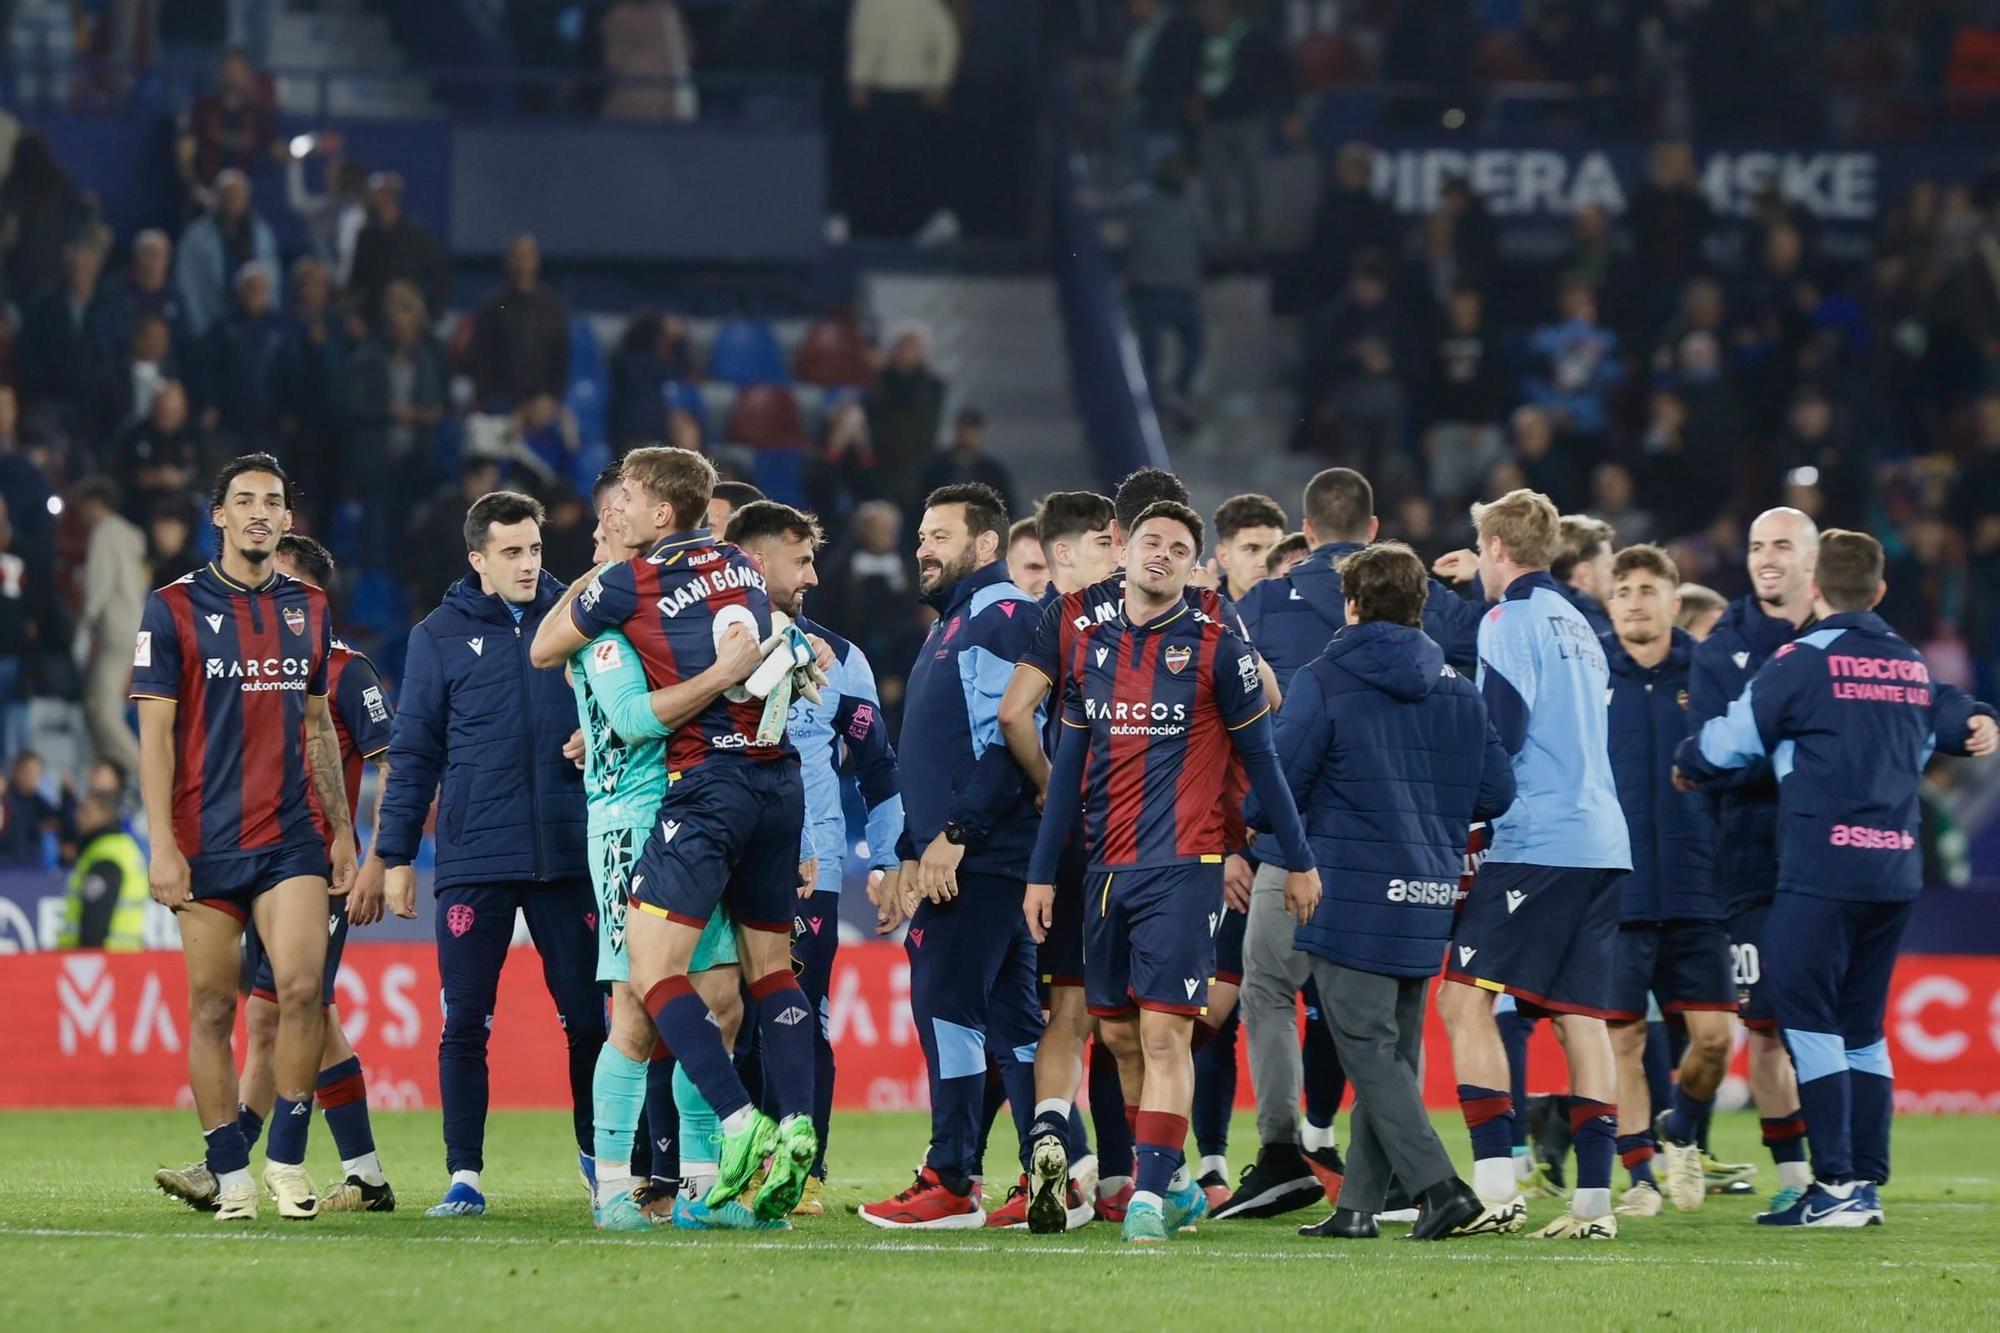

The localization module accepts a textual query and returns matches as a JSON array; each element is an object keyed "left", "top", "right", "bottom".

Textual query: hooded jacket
[
  {"left": 1236, "top": 540, "right": 1484, "bottom": 689},
  {"left": 1275, "top": 621, "right": 1515, "bottom": 978},
  {"left": 377, "top": 570, "right": 587, "bottom": 888},
  {"left": 1604, "top": 628, "right": 1718, "bottom": 921}
]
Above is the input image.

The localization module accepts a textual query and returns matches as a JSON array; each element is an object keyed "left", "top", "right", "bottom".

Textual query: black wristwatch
[{"left": 942, "top": 821, "right": 970, "bottom": 847}]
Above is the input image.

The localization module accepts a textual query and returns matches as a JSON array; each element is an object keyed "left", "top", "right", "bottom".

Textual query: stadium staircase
[{"left": 270, "top": 0, "right": 434, "bottom": 118}]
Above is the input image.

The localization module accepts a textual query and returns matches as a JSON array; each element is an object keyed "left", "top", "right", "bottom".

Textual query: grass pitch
[{"left": 1, "top": 1109, "right": 1995, "bottom": 1331}]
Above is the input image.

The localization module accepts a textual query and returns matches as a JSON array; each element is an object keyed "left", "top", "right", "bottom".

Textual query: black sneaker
[
  {"left": 1209, "top": 1144, "right": 1322, "bottom": 1220},
  {"left": 1526, "top": 1094, "right": 1571, "bottom": 1191},
  {"left": 319, "top": 1175, "right": 396, "bottom": 1213}
]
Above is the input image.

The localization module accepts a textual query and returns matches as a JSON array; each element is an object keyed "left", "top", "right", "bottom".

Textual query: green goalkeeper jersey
[{"left": 571, "top": 618, "right": 671, "bottom": 838}]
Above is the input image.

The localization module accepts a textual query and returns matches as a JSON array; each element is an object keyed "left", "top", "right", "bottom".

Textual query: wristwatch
[{"left": 941, "top": 821, "right": 969, "bottom": 847}]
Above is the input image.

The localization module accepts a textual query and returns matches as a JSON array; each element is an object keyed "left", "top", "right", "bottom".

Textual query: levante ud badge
[
  {"left": 283, "top": 606, "right": 305, "bottom": 636},
  {"left": 1164, "top": 645, "right": 1191, "bottom": 674}
]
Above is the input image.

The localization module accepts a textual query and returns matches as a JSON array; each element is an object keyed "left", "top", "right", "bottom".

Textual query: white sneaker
[
  {"left": 1534, "top": 1210, "right": 1618, "bottom": 1240},
  {"left": 1452, "top": 1194, "right": 1527, "bottom": 1236},
  {"left": 1656, "top": 1116, "right": 1705, "bottom": 1212},
  {"left": 262, "top": 1161, "right": 319, "bottom": 1221},
  {"left": 1615, "top": 1181, "right": 1662, "bottom": 1216},
  {"left": 155, "top": 1160, "right": 219, "bottom": 1211},
  {"left": 1375, "top": 1206, "right": 1421, "bottom": 1224},
  {"left": 214, "top": 1179, "right": 258, "bottom": 1221}
]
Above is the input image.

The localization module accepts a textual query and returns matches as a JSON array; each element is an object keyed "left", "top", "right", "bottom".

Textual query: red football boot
[{"left": 858, "top": 1166, "right": 985, "bottom": 1230}]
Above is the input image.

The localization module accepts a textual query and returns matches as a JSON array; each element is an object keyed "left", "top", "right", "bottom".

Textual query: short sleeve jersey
[
  {"left": 568, "top": 527, "right": 795, "bottom": 773},
  {"left": 310, "top": 637, "right": 393, "bottom": 840},
  {"left": 129, "top": 564, "right": 333, "bottom": 859},
  {"left": 1059, "top": 601, "right": 1268, "bottom": 871}
]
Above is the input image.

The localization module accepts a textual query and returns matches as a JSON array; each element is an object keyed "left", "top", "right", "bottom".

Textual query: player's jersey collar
[
  {"left": 1118, "top": 598, "right": 1189, "bottom": 634},
  {"left": 647, "top": 528, "right": 714, "bottom": 564},
  {"left": 205, "top": 561, "right": 281, "bottom": 595},
  {"left": 1503, "top": 570, "right": 1561, "bottom": 602}
]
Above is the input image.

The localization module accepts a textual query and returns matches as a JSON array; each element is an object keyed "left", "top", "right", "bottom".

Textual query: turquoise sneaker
[
  {"left": 674, "top": 1197, "right": 791, "bottom": 1231},
  {"left": 752, "top": 1115, "right": 819, "bottom": 1222},
  {"left": 593, "top": 1191, "right": 651, "bottom": 1233},
  {"left": 1122, "top": 1198, "right": 1169, "bottom": 1245},
  {"left": 1766, "top": 1184, "right": 1806, "bottom": 1216},
  {"left": 707, "top": 1109, "right": 778, "bottom": 1208},
  {"left": 1163, "top": 1176, "right": 1209, "bottom": 1234}
]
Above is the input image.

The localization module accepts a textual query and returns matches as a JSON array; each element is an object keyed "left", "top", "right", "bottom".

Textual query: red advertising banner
[{"left": 4, "top": 944, "right": 1999, "bottom": 1113}]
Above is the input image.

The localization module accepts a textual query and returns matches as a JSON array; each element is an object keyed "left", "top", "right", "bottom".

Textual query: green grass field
[{"left": 2, "top": 1110, "right": 1995, "bottom": 1331}]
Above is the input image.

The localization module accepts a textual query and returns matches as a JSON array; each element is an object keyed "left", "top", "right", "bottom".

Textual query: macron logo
[
  {"left": 1185, "top": 978, "right": 1200, "bottom": 999},
  {"left": 1505, "top": 890, "right": 1526, "bottom": 914},
  {"left": 1733, "top": 651, "right": 1749, "bottom": 669},
  {"left": 660, "top": 820, "right": 680, "bottom": 845},
  {"left": 468, "top": 638, "right": 485, "bottom": 656},
  {"left": 289, "top": 1101, "right": 310, "bottom": 1117},
  {"left": 1288, "top": 588, "right": 1301, "bottom": 601},
  {"left": 1095, "top": 647, "right": 1109, "bottom": 668},
  {"left": 775, "top": 1006, "right": 809, "bottom": 1026},
  {"left": 1458, "top": 946, "right": 1477, "bottom": 966},
  {"left": 205, "top": 614, "right": 224, "bottom": 633}
]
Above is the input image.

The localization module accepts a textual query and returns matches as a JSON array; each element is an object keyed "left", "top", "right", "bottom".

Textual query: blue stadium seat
[
  {"left": 750, "top": 446, "right": 810, "bottom": 507},
  {"left": 708, "top": 318, "right": 789, "bottom": 387},
  {"left": 566, "top": 316, "right": 609, "bottom": 459},
  {"left": 663, "top": 378, "right": 711, "bottom": 439}
]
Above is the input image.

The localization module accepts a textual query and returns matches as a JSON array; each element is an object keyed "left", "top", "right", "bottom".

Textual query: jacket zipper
[{"left": 514, "top": 619, "right": 546, "bottom": 881}]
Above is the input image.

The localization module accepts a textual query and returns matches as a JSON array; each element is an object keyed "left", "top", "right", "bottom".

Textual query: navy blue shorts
[
  {"left": 1085, "top": 862, "right": 1224, "bottom": 1019},
  {"left": 1726, "top": 901, "right": 1778, "bottom": 1030},
  {"left": 1214, "top": 901, "right": 1247, "bottom": 986},
  {"left": 189, "top": 841, "right": 330, "bottom": 921},
  {"left": 1039, "top": 835, "right": 1088, "bottom": 991},
  {"left": 246, "top": 907, "right": 347, "bottom": 1008},
  {"left": 1444, "top": 862, "right": 1622, "bottom": 1017},
  {"left": 631, "top": 759, "right": 805, "bottom": 936},
  {"left": 1605, "top": 919, "right": 1736, "bottom": 1023}
]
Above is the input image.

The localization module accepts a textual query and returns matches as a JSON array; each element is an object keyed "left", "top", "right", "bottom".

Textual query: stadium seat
[
  {"left": 708, "top": 318, "right": 789, "bottom": 386},
  {"left": 794, "top": 318, "right": 875, "bottom": 387},
  {"left": 725, "top": 383, "right": 808, "bottom": 448},
  {"left": 566, "top": 315, "right": 608, "bottom": 461},
  {"left": 749, "top": 446, "right": 810, "bottom": 506},
  {"left": 662, "top": 378, "right": 712, "bottom": 440}
]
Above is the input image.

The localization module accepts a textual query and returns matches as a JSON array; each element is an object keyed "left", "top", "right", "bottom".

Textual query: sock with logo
[
  {"left": 749, "top": 971, "right": 814, "bottom": 1121},
  {"left": 1031, "top": 1098, "right": 1073, "bottom": 1155},
  {"left": 1570, "top": 1098, "right": 1617, "bottom": 1211},
  {"left": 1617, "top": 1132, "right": 1656, "bottom": 1187},
  {"left": 645, "top": 1047, "right": 680, "bottom": 1182},
  {"left": 1088, "top": 1040, "right": 1134, "bottom": 1179},
  {"left": 1192, "top": 1008, "right": 1239, "bottom": 1159},
  {"left": 235, "top": 1102, "right": 265, "bottom": 1153},
  {"left": 1663, "top": 1083, "right": 1711, "bottom": 1147},
  {"left": 1133, "top": 1111, "right": 1188, "bottom": 1200},
  {"left": 591, "top": 1043, "right": 648, "bottom": 1206},
  {"left": 317, "top": 1057, "right": 378, "bottom": 1173},
  {"left": 1459, "top": 1084, "right": 1516, "bottom": 1200},
  {"left": 646, "top": 976, "right": 751, "bottom": 1122},
  {"left": 204, "top": 1120, "right": 251, "bottom": 1190},
  {"left": 266, "top": 1094, "right": 314, "bottom": 1167}
]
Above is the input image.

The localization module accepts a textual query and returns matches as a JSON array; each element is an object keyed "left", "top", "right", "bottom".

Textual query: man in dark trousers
[
  {"left": 1271, "top": 542, "right": 1515, "bottom": 1241},
  {"left": 377, "top": 490, "right": 602, "bottom": 1219}
]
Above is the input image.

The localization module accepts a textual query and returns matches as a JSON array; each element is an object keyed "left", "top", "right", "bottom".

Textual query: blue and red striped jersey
[
  {"left": 1058, "top": 601, "right": 1269, "bottom": 871},
  {"left": 309, "top": 637, "right": 393, "bottom": 841},
  {"left": 1018, "top": 572, "right": 1238, "bottom": 692},
  {"left": 128, "top": 564, "right": 333, "bottom": 859},
  {"left": 568, "top": 527, "right": 795, "bottom": 773}
]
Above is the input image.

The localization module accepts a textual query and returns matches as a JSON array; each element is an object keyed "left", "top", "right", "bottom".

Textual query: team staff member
[
  {"left": 1678, "top": 530, "right": 1998, "bottom": 1228},
  {"left": 1270, "top": 542, "right": 1514, "bottom": 1242},
  {"left": 60, "top": 792, "right": 149, "bottom": 949},
  {"left": 1599, "top": 546, "right": 1734, "bottom": 1218},
  {"left": 859, "top": 483, "right": 1047, "bottom": 1231},
  {"left": 378, "top": 491, "right": 605, "bottom": 1219}
]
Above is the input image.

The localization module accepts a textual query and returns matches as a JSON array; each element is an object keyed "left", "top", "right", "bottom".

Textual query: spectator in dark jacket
[
  {"left": 866, "top": 324, "right": 947, "bottom": 508},
  {"left": 18, "top": 227, "right": 114, "bottom": 439},
  {"left": 1422, "top": 282, "right": 1510, "bottom": 509},
  {"left": 1196, "top": 0, "right": 1294, "bottom": 260},
  {"left": 94, "top": 229, "right": 191, "bottom": 359},
  {"left": 349, "top": 174, "right": 451, "bottom": 326},
  {"left": 402, "top": 460, "right": 504, "bottom": 612},
  {"left": 176, "top": 49, "right": 282, "bottom": 199},
  {"left": 917, "top": 409, "right": 1017, "bottom": 525},
  {"left": 199, "top": 264, "right": 286, "bottom": 448},
  {"left": 0, "top": 134, "right": 89, "bottom": 306},
  {"left": 1599, "top": 545, "right": 1732, "bottom": 1209},
  {"left": 344, "top": 281, "right": 447, "bottom": 561},
  {"left": 1271, "top": 542, "right": 1514, "bottom": 1239},
  {"left": 111, "top": 381, "right": 211, "bottom": 528},
  {"left": 607, "top": 313, "right": 671, "bottom": 452},
  {"left": 1120, "top": 0, "right": 1205, "bottom": 169},
  {"left": 272, "top": 257, "right": 352, "bottom": 532},
  {"left": 469, "top": 233, "right": 571, "bottom": 412},
  {"left": 1303, "top": 143, "right": 1399, "bottom": 310},
  {"left": 1310, "top": 251, "right": 1408, "bottom": 482},
  {"left": 376, "top": 490, "right": 604, "bottom": 1214}
]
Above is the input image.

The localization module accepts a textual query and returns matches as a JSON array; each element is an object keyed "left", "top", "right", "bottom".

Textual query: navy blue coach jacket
[
  {"left": 1273, "top": 621, "right": 1515, "bottom": 978},
  {"left": 1605, "top": 629, "right": 1718, "bottom": 922},
  {"left": 1237, "top": 541, "right": 1484, "bottom": 689},
  {"left": 377, "top": 570, "right": 588, "bottom": 889},
  {"left": 1678, "top": 611, "right": 1995, "bottom": 904}
]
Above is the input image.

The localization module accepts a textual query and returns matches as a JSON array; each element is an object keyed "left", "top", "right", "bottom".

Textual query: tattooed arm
[{"left": 306, "top": 691, "right": 359, "bottom": 895}]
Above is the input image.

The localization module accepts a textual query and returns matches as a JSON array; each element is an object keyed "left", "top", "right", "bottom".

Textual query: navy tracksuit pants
[
  {"left": 907, "top": 871, "right": 1042, "bottom": 1182},
  {"left": 436, "top": 878, "right": 607, "bottom": 1174}
]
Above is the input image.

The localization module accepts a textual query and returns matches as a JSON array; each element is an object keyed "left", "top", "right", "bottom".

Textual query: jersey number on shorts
[{"left": 1730, "top": 942, "right": 1761, "bottom": 988}]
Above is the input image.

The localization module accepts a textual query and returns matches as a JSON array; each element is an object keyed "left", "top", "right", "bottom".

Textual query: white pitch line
[{"left": 11, "top": 1225, "right": 1976, "bottom": 1270}]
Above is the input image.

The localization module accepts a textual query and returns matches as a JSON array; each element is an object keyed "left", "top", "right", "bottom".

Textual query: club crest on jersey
[
  {"left": 283, "top": 606, "right": 305, "bottom": 636},
  {"left": 1164, "top": 645, "right": 1191, "bottom": 674},
  {"left": 447, "top": 904, "right": 475, "bottom": 937}
]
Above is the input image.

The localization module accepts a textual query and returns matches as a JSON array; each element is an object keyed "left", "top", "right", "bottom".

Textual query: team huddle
[{"left": 139, "top": 447, "right": 1998, "bottom": 1241}]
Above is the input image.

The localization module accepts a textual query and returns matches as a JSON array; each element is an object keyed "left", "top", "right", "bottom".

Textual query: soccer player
[
  {"left": 1224, "top": 467, "right": 1481, "bottom": 1221},
  {"left": 1677, "top": 530, "right": 1997, "bottom": 1226},
  {"left": 1189, "top": 493, "right": 1286, "bottom": 1201},
  {"left": 134, "top": 453, "right": 358, "bottom": 1222},
  {"left": 1271, "top": 542, "right": 1514, "bottom": 1242},
  {"left": 726, "top": 499, "right": 906, "bottom": 1215},
  {"left": 1435, "top": 488, "right": 1632, "bottom": 1241},
  {"left": 857, "top": 483, "right": 1046, "bottom": 1230},
  {"left": 1687, "top": 507, "right": 1818, "bottom": 1208},
  {"left": 1599, "top": 545, "right": 1735, "bottom": 1217},
  {"left": 1676, "top": 583, "right": 1726, "bottom": 641},
  {"left": 1007, "top": 515, "right": 1050, "bottom": 599},
  {"left": 1027, "top": 500, "right": 1319, "bottom": 1245},
  {"left": 531, "top": 446, "right": 820, "bottom": 1226},
  {"left": 378, "top": 491, "right": 607, "bottom": 1219},
  {"left": 1551, "top": 515, "right": 1616, "bottom": 637}
]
